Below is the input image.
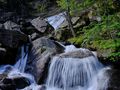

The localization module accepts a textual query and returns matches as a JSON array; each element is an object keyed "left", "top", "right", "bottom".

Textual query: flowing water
[
  {"left": 46, "top": 45, "right": 110, "bottom": 90},
  {"left": 0, "top": 44, "right": 110, "bottom": 90},
  {"left": 0, "top": 45, "right": 35, "bottom": 85},
  {"left": 14, "top": 45, "right": 29, "bottom": 73}
]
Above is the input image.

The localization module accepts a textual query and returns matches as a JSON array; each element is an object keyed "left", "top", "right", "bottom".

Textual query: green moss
[
  {"left": 68, "top": 36, "right": 84, "bottom": 46},
  {"left": 91, "top": 39, "right": 120, "bottom": 49}
]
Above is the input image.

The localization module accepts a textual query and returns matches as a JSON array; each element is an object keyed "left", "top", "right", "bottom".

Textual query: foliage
[
  {"left": 57, "top": 0, "right": 78, "bottom": 11},
  {"left": 68, "top": 12, "right": 120, "bottom": 61},
  {"left": 57, "top": 0, "right": 96, "bottom": 14},
  {"left": 36, "top": 3, "right": 46, "bottom": 13},
  {"left": 57, "top": 0, "right": 120, "bottom": 61}
]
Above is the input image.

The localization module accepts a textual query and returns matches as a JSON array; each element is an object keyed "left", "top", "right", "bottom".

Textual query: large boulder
[
  {"left": 0, "top": 24, "right": 28, "bottom": 64},
  {"left": 0, "top": 77, "right": 30, "bottom": 90},
  {"left": 0, "top": 29, "right": 28, "bottom": 48},
  {"left": 59, "top": 48, "right": 94, "bottom": 58},
  {"left": 4, "top": 21, "right": 21, "bottom": 31},
  {"left": 25, "top": 37, "right": 64, "bottom": 83},
  {"left": 31, "top": 17, "right": 54, "bottom": 35}
]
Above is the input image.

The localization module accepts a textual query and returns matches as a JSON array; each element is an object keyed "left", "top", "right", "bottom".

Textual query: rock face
[
  {"left": 4, "top": 21, "right": 21, "bottom": 31},
  {"left": 25, "top": 37, "right": 64, "bottom": 83},
  {"left": 31, "top": 17, "right": 54, "bottom": 34},
  {"left": 108, "top": 69, "right": 120, "bottom": 90},
  {"left": 59, "top": 48, "right": 94, "bottom": 59},
  {"left": 0, "top": 29, "right": 28, "bottom": 48},
  {"left": 0, "top": 20, "right": 29, "bottom": 65},
  {"left": 31, "top": 17, "right": 47, "bottom": 33},
  {"left": 0, "top": 12, "right": 17, "bottom": 23}
]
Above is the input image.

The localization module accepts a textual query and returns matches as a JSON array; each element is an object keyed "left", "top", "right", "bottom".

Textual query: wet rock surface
[
  {"left": 0, "top": 12, "right": 18, "bottom": 23},
  {"left": 0, "top": 29, "right": 28, "bottom": 48},
  {"left": 59, "top": 49, "right": 94, "bottom": 58},
  {"left": 0, "top": 77, "right": 30, "bottom": 90},
  {"left": 108, "top": 69, "right": 120, "bottom": 90},
  {"left": 31, "top": 17, "right": 54, "bottom": 34},
  {"left": 26, "top": 37, "right": 64, "bottom": 83}
]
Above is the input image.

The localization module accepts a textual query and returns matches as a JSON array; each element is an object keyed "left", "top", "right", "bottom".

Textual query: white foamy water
[
  {"left": 14, "top": 45, "right": 29, "bottom": 73},
  {"left": 46, "top": 45, "right": 110, "bottom": 90}
]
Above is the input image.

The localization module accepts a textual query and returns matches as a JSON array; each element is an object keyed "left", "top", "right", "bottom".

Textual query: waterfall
[
  {"left": 46, "top": 45, "right": 110, "bottom": 90},
  {"left": 14, "top": 45, "right": 29, "bottom": 73},
  {"left": 0, "top": 45, "right": 29, "bottom": 74},
  {"left": 0, "top": 45, "right": 36, "bottom": 85},
  {"left": 0, "top": 44, "right": 110, "bottom": 90}
]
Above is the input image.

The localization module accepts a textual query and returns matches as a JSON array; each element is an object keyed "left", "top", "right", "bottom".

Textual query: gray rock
[
  {"left": 0, "top": 74, "right": 7, "bottom": 81},
  {"left": 26, "top": 37, "right": 64, "bottom": 83},
  {"left": 0, "top": 77, "right": 30, "bottom": 89},
  {"left": 4, "top": 21, "right": 21, "bottom": 31},
  {"left": 59, "top": 48, "right": 94, "bottom": 59},
  {"left": 30, "top": 17, "right": 54, "bottom": 37},
  {"left": 59, "top": 17, "right": 80, "bottom": 29},
  {"left": 0, "top": 48, "right": 6, "bottom": 60},
  {"left": 31, "top": 17, "right": 48, "bottom": 33},
  {"left": 71, "top": 17, "right": 80, "bottom": 25},
  {"left": 0, "top": 12, "right": 17, "bottom": 23},
  {"left": 0, "top": 24, "right": 3, "bottom": 29},
  {"left": 30, "top": 33, "right": 41, "bottom": 41},
  {"left": 0, "top": 29, "right": 28, "bottom": 48}
]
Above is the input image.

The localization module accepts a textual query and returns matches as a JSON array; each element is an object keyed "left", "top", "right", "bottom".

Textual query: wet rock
[
  {"left": 31, "top": 17, "right": 54, "bottom": 34},
  {"left": 0, "top": 84, "right": 16, "bottom": 90},
  {"left": 0, "top": 29, "right": 28, "bottom": 48},
  {"left": 0, "top": 77, "right": 30, "bottom": 89},
  {"left": 59, "top": 17, "right": 80, "bottom": 29},
  {"left": 108, "top": 69, "right": 120, "bottom": 90},
  {"left": 60, "top": 48, "right": 94, "bottom": 58},
  {"left": 0, "top": 48, "right": 18, "bottom": 65},
  {"left": 4, "top": 21, "right": 21, "bottom": 31},
  {"left": 30, "top": 33, "right": 41, "bottom": 41},
  {"left": 0, "top": 74, "right": 7, "bottom": 81},
  {"left": 26, "top": 37, "right": 64, "bottom": 83},
  {"left": 21, "top": 84, "right": 46, "bottom": 90},
  {"left": 0, "top": 12, "right": 18, "bottom": 23},
  {"left": 31, "top": 17, "right": 47, "bottom": 33},
  {"left": 52, "top": 28, "right": 73, "bottom": 41},
  {"left": 19, "top": 19, "right": 36, "bottom": 35},
  {"left": 13, "top": 77, "right": 30, "bottom": 89},
  {"left": 0, "top": 24, "right": 3, "bottom": 29},
  {"left": 0, "top": 48, "right": 6, "bottom": 61}
]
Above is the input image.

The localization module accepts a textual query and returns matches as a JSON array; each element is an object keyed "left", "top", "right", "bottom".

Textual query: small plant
[
  {"left": 57, "top": 0, "right": 81, "bottom": 14},
  {"left": 37, "top": 3, "right": 46, "bottom": 13}
]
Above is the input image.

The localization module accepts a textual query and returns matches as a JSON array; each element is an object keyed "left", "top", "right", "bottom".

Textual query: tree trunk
[{"left": 65, "top": 0, "right": 76, "bottom": 37}]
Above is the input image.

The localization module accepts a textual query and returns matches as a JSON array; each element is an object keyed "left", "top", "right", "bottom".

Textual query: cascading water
[
  {"left": 0, "top": 45, "right": 36, "bottom": 87},
  {"left": 14, "top": 45, "right": 29, "bottom": 73},
  {"left": 0, "top": 44, "right": 111, "bottom": 90},
  {"left": 46, "top": 45, "right": 111, "bottom": 90}
]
